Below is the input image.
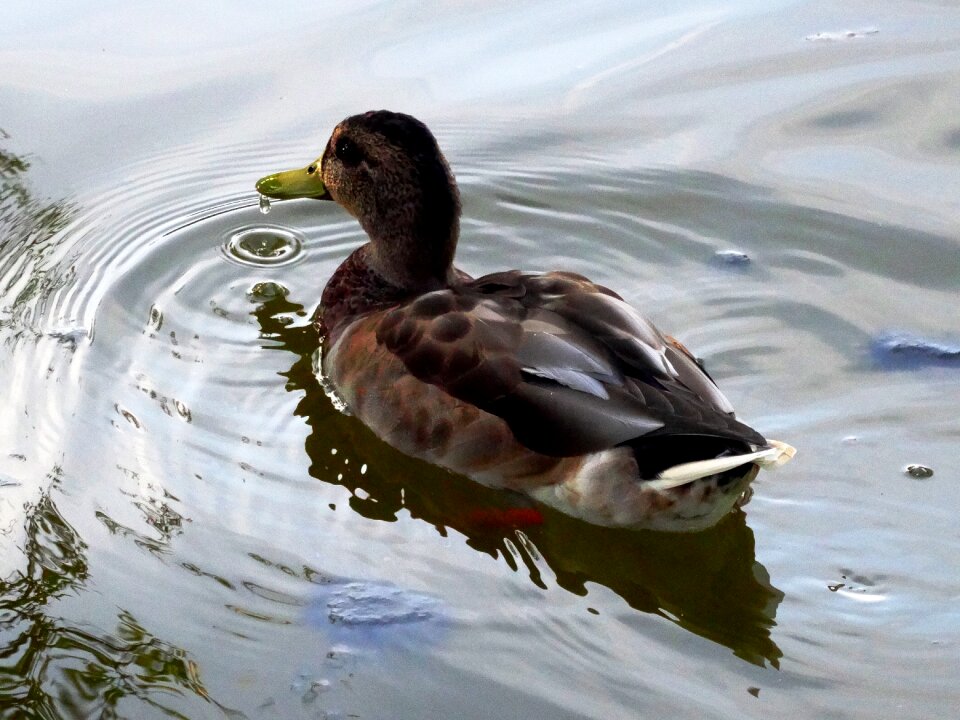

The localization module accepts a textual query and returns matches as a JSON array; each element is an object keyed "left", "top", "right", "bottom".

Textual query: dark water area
[{"left": 2, "top": 2, "right": 959, "bottom": 718}]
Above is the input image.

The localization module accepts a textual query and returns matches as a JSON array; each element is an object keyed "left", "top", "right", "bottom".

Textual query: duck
[{"left": 256, "top": 110, "right": 795, "bottom": 532}]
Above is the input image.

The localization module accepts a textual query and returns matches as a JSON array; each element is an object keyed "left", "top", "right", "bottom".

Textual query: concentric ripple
[{"left": 222, "top": 225, "right": 306, "bottom": 267}]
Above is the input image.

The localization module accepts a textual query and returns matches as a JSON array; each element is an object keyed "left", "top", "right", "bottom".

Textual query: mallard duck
[{"left": 256, "top": 110, "right": 794, "bottom": 532}]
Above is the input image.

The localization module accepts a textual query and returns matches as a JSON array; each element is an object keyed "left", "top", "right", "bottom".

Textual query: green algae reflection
[
  {"left": 0, "top": 133, "right": 75, "bottom": 340},
  {"left": 0, "top": 135, "right": 231, "bottom": 718},
  {"left": 0, "top": 482, "right": 227, "bottom": 718}
]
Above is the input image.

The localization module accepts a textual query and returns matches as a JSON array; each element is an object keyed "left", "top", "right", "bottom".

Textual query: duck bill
[{"left": 255, "top": 163, "right": 331, "bottom": 201}]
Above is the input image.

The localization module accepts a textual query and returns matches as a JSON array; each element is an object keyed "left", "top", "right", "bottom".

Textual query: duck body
[{"left": 257, "top": 110, "right": 794, "bottom": 532}]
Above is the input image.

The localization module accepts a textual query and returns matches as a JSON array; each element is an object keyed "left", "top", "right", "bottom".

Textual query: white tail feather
[
  {"left": 646, "top": 439, "right": 796, "bottom": 491},
  {"left": 763, "top": 439, "right": 797, "bottom": 467}
]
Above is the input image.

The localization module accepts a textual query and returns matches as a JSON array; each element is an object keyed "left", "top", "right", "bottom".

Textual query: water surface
[{"left": 2, "top": 2, "right": 959, "bottom": 718}]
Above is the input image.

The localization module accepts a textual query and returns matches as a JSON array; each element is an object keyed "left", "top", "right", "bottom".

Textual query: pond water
[{"left": 2, "top": 1, "right": 959, "bottom": 718}]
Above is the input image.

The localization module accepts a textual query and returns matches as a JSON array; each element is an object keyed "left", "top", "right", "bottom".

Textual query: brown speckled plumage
[{"left": 263, "top": 110, "right": 793, "bottom": 531}]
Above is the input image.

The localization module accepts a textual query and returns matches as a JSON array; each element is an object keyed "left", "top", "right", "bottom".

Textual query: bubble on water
[
  {"left": 246, "top": 281, "right": 289, "bottom": 302},
  {"left": 298, "top": 678, "right": 330, "bottom": 704},
  {"left": 806, "top": 28, "right": 879, "bottom": 41},
  {"left": 834, "top": 585, "right": 886, "bottom": 603},
  {"left": 258, "top": 194, "right": 271, "bottom": 214},
  {"left": 222, "top": 225, "right": 305, "bottom": 267},
  {"left": 904, "top": 464, "right": 934, "bottom": 479},
  {"left": 711, "top": 249, "right": 751, "bottom": 267},
  {"left": 147, "top": 304, "right": 164, "bottom": 332}
]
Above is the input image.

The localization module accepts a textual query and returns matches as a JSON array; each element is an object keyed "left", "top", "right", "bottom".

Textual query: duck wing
[{"left": 375, "top": 270, "right": 765, "bottom": 458}]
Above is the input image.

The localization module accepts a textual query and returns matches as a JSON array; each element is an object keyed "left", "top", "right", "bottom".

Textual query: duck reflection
[{"left": 255, "top": 294, "right": 783, "bottom": 667}]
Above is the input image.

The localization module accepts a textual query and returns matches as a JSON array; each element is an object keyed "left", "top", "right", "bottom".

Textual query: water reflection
[
  {"left": 0, "top": 477, "right": 230, "bottom": 717},
  {"left": 254, "top": 293, "right": 784, "bottom": 667},
  {"left": 0, "top": 132, "right": 74, "bottom": 340}
]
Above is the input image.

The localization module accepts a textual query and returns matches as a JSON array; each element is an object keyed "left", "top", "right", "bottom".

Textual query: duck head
[{"left": 256, "top": 110, "right": 462, "bottom": 291}]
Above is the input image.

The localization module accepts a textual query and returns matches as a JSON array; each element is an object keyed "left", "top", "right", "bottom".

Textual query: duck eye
[
  {"left": 307, "top": 164, "right": 317, "bottom": 174},
  {"left": 335, "top": 137, "right": 363, "bottom": 167}
]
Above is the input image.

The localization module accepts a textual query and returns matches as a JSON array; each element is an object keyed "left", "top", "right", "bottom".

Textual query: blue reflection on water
[
  {"left": 871, "top": 331, "right": 960, "bottom": 369},
  {"left": 303, "top": 579, "right": 448, "bottom": 650}
]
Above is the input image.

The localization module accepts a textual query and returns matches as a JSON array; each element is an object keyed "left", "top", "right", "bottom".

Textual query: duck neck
[
  {"left": 361, "top": 174, "right": 462, "bottom": 292},
  {"left": 364, "top": 226, "right": 459, "bottom": 292}
]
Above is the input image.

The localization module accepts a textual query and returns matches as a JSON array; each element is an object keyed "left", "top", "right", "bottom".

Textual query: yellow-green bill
[{"left": 255, "top": 160, "right": 330, "bottom": 200}]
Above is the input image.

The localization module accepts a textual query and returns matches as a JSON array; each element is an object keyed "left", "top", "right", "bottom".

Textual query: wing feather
[{"left": 375, "top": 270, "right": 765, "bottom": 458}]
